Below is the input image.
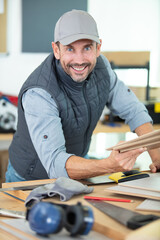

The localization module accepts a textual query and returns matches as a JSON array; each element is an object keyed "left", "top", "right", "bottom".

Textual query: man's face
[{"left": 52, "top": 39, "right": 101, "bottom": 82}]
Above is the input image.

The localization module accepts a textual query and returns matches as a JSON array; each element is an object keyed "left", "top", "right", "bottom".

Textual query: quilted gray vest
[{"left": 9, "top": 53, "right": 110, "bottom": 180}]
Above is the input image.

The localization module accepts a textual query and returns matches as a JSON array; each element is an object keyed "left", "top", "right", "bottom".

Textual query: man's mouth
[
  {"left": 69, "top": 64, "right": 90, "bottom": 73},
  {"left": 72, "top": 66, "right": 86, "bottom": 71}
]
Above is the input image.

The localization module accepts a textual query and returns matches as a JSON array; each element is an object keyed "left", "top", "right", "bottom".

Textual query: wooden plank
[
  {"left": 2, "top": 178, "right": 55, "bottom": 188},
  {"left": 119, "top": 173, "right": 160, "bottom": 192},
  {"left": 0, "top": 150, "right": 9, "bottom": 186},
  {"left": 1, "top": 190, "right": 28, "bottom": 201},
  {"left": 102, "top": 51, "right": 150, "bottom": 66},
  {"left": 0, "top": 0, "right": 7, "bottom": 53},
  {"left": 0, "top": 134, "right": 13, "bottom": 141},
  {"left": 0, "top": 192, "right": 26, "bottom": 212},
  {"left": 136, "top": 199, "right": 160, "bottom": 212},
  {"left": 107, "top": 129, "right": 160, "bottom": 152},
  {"left": 0, "top": 226, "right": 22, "bottom": 240},
  {"left": 126, "top": 219, "right": 160, "bottom": 240},
  {"left": 0, "top": 220, "right": 39, "bottom": 240},
  {"left": 107, "top": 185, "right": 160, "bottom": 200}
]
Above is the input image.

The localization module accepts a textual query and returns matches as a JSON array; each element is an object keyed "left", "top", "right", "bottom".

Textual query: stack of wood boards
[
  {"left": 107, "top": 173, "right": 160, "bottom": 200},
  {"left": 106, "top": 173, "right": 160, "bottom": 211}
]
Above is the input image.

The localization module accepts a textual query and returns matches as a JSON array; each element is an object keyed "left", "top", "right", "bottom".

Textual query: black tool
[{"left": 86, "top": 199, "right": 160, "bottom": 229}]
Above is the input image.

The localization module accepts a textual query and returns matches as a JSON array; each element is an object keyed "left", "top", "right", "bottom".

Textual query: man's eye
[
  {"left": 85, "top": 47, "right": 91, "bottom": 51},
  {"left": 67, "top": 48, "right": 73, "bottom": 52}
]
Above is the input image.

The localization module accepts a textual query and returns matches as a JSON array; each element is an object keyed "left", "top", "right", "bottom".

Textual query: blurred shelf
[{"left": 93, "top": 121, "right": 160, "bottom": 134}]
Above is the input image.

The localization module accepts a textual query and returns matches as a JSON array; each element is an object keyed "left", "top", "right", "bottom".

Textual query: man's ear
[
  {"left": 52, "top": 42, "right": 60, "bottom": 60},
  {"left": 96, "top": 39, "right": 102, "bottom": 57}
]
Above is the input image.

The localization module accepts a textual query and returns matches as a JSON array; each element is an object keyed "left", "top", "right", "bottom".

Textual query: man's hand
[
  {"left": 149, "top": 148, "right": 160, "bottom": 173},
  {"left": 66, "top": 147, "right": 146, "bottom": 179},
  {"left": 149, "top": 162, "right": 159, "bottom": 173},
  {"left": 106, "top": 147, "right": 146, "bottom": 173},
  {"left": 134, "top": 122, "right": 160, "bottom": 173}
]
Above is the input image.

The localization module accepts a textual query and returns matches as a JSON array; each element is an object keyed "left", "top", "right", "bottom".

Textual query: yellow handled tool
[{"left": 109, "top": 170, "right": 149, "bottom": 183}]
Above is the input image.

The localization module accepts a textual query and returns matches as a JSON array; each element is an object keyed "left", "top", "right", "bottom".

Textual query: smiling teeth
[{"left": 73, "top": 66, "right": 85, "bottom": 71}]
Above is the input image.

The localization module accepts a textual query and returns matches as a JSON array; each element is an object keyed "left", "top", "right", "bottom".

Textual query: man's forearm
[
  {"left": 65, "top": 146, "right": 146, "bottom": 179},
  {"left": 65, "top": 155, "right": 107, "bottom": 179},
  {"left": 134, "top": 122, "right": 154, "bottom": 136},
  {"left": 65, "top": 122, "right": 160, "bottom": 179}
]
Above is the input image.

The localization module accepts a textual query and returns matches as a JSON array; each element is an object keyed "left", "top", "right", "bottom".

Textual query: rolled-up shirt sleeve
[
  {"left": 22, "top": 88, "right": 73, "bottom": 179},
  {"left": 101, "top": 54, "right": 153, "bottom": 132}
]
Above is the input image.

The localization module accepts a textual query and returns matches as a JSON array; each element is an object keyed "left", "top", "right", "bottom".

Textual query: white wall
[
  {"left": 0, "top": 0, "right": 160, "bottom": 95},
  {"left": 88, "top": 0, "right": 160, "bottom": 88},
  {"left": 0, "top": 0, "right": 48, "bottom": 95}
]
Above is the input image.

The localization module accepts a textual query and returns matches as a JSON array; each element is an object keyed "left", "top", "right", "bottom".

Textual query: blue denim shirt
[{"left": 22, "top": 54, "right": 152, "bottom": 178}]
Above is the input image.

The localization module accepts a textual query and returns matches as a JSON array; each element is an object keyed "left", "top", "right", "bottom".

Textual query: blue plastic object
[
  {"left": 28, "top": 202, "right": 62, "bottom": 235},
  {"left": 82, "top": 206, "right": 94, "bottom": 235}
]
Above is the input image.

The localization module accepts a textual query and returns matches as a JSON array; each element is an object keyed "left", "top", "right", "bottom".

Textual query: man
[{"left": 6, "top": 10, "right": 160, "bottom": 182}]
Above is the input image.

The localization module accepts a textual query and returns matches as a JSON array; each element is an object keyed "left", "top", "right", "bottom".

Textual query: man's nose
[{"left": 74, "top": 51, "right": 85, "bottom": 64}]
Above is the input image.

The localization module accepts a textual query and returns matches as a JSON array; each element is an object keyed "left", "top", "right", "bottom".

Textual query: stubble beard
[{"left": 65, "top": 62, "right": 96, "bottom": 83}]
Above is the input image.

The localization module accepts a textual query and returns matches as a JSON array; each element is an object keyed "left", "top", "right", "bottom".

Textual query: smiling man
[
  {"left": 6, "top": 10, "right": 160, "bottom": 182},
  {"left": 52, "top": 39, "right": 100, "bottom": 83}
]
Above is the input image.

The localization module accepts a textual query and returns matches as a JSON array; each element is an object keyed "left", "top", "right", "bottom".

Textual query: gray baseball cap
[{"left": 54, "top": 10, "right": 100, "bottom": 45}]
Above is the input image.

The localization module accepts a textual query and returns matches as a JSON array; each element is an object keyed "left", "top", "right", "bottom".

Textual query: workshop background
[{"left": 0, "top": 0, "right": 160, "bottom": 185}]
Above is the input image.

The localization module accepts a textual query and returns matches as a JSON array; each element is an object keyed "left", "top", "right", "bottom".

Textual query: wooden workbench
[
  {"left": 93, "top": 121, "right": 160, "bottom": 134},
  {"left": 0, "top": 176, "right": 160, "bottom": 240}
]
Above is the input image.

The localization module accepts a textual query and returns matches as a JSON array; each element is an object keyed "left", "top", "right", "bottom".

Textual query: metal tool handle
[
  {"left": 127, "top": 214, "right": 160, "bottom": 229},
  {"left": 0, "top": 208, "right": 25, "bottom": 219}
]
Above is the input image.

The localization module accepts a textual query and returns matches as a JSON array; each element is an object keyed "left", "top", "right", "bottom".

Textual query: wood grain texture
[
  {"left": 107, "top": 129, "right": 160, "bottom": 152},
  {"left": 0, "top": 0, "right": 7, "bottom": 53},
  {"left": 0, "top": 220, "right": 39, "bottom": 240},
  {"left": 125, "top": 219, "right": 160, "bottom": 240},
  {"left": 119, "top": 173, "right": 160, "bottom": 192},
  {"left": 102, "top": 51, "right": 150, "bottom": 66},
  {"left": 1, "top": 176, "right": 160, "bottom": 240}
]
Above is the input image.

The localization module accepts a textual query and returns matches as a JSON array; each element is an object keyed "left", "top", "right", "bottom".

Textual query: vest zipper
[{"left": 82, "top": 80, "right": 91, "bottom": 156}]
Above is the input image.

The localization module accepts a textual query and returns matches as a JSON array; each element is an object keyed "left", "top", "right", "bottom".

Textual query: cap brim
[{"left": 59, "top": 34, "right": 100, "bottom": 45}]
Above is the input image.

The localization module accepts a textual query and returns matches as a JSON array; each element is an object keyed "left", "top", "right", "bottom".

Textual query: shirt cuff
[
  {"left": 127, "top": 111, "right": 153, "bottom": 132},
  {"left": 48, "top": 152, "right": 74, "bottom": 178}
]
